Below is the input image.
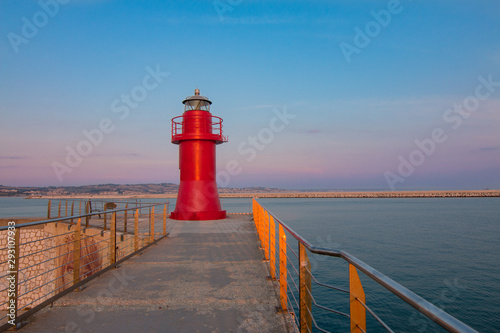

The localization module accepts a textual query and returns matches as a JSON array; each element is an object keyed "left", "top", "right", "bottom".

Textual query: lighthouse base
[
  {"left": 170, "top": 210, "right": 226, "bottom": 221},
  {"left": 170, "top": 179, "right": 226, "bottom": 221}
]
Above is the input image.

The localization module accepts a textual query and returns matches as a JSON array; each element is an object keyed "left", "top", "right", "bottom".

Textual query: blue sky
[{"left": 1, "top": 0, "right": 499, "bottom": 190}]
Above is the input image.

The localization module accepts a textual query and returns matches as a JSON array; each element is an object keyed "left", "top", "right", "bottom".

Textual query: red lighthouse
[{"left": 170, "top": 89, "right": 227, "bottom": 220}]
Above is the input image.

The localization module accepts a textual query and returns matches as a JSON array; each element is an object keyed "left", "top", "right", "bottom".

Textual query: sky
[{"left": 0, "top": 0, "right": 499, "bottom": 190}]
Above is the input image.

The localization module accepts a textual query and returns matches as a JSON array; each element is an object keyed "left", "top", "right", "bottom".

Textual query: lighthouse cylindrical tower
[{"left": 170, "top": 89, "right": 227, "bottom": 220}]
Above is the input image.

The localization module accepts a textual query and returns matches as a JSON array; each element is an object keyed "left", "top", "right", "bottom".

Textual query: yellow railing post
[
  {"left": 254, "top": 201, "right": 259, "bottom": 239},
  {"left": 299, "top": 243, "right": 312, "bottom": 333},
  {"left": 269, "top": 215, "right": 276, "bottom": 280},
  {"left": 134, "top": 209, "right": 139, "bottom": 252},
  {"left": 103, "top": 209, "right": 107, "bottom": 230},
  {"left": 264, "top": 211, "right": 270, "bottom": 260},
  {"left": 47, "top": 199, "right": 51, "bottom": 219},
  {"left": 259, "top": 205, "right": 266, "bottom": 245},
  {"left": 73, "top": 218, "right": 81, "bottom": 285},
  {"left": 124, "top": 203, "right": 128, "bottom": 233},
  {"left": 279, "top": 224, "right": 287, "bottom": 312},
  {"left": 150, "top": 206, "right": 155, "bottom": 244},
  {"left": 58, "top": 200, "right": 61, "bottom": 218},
  {"left": 254, "top": 199, "right": 260, "bottom": 239},
  {"left": 349, "top": 264, "right": 366, "bottom": 333},
  {"left": 163, "top": 204, "right": 167, "bottom": 236},
  {"left": 110, "top": 212, "right": 116, "bottom": 265},
  {"left": 252, "top": 198, "right": 255, "bottom": 217},
  {"left": 254, "top": 200, "right": 259, "bottom": 240},
  {"left": 263, "top": 210, "right": 267, "bottom": 258},
  {"left": 85, "top": 201, "right": 90, "bottom": 228},
  {"left": 256, "top": 204, "right": 261, "bottom": 243},
  {"left": 8, "top": 225, "right": 20, "bottom": 329},
  {"left": 70, "top": 201, "right": 74, "bottom": 225},
  {"left": 258, "top": 207, "right": 262, "bottom": 242}
]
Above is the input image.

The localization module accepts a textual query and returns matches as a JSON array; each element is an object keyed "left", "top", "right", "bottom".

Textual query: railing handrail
[
  {"left": 171, "top": 114, "right": 224, "bottom": 123},
  {"left": 50, "top": 199, "right": 165, "bottom": 205},
  {"left": 257, "top": 201, "right": 479, "bottom": 333},
  {"left": 0, "top": 203, "right": 167, "bottom": 231},
  {"left": 171, "top": 115, "right": 224, "bottom": 136}
]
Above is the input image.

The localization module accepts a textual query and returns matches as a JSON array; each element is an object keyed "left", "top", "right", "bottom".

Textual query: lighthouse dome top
[{"left": 182, "top": 89, "right": 212, "bottom": 111}]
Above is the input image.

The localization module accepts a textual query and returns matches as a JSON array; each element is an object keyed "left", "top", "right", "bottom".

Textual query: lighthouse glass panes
[{"left": 184, "top": 100, "right": 210, "bottom": 111}]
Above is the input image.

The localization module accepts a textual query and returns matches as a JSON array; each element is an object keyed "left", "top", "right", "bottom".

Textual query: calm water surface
[
  {"left": 0, "top": 197, "right": 498, "bottom": 332},
  {"left": 258, "top": 197, "right": 500, "bottom": 332}
]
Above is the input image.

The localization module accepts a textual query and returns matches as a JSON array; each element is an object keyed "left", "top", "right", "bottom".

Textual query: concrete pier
[{"left": 18, "top": 214, "right": 289, "bottom": 332}]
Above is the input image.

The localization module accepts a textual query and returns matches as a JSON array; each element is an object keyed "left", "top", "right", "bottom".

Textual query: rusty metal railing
[
  {"left": 252, "top": 199, "right": 478, "bottom": 333},
  {"left": 45, "top": 199, "right": 164, "bottom": 221},
  {"left": 0, "top": 200, "right": 170, "bottom": 331}
]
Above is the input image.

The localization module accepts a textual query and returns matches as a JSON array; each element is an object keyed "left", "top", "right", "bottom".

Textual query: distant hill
[
  {"left": 0, "top": 184, "right": 288, "bottom": 197},
  {"left": 0, "top": 183, "right": 178, "bottom": 197}
]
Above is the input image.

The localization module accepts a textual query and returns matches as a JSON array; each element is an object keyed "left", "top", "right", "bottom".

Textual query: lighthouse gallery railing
[
  {"left": 252, "top": 199, "right": 478, "bottom": 333},
  {"left": 171, "top": 115, "right": 227, "bottom": 143}
]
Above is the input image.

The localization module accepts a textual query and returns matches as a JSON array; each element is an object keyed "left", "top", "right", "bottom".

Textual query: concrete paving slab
[{"left": 18, "top": 214, "right": 290, "bottom": 333}]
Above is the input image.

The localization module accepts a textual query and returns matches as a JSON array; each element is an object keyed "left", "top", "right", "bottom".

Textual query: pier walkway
[{"left": 18, "top": 214, "right": 288, "bottom": 332}]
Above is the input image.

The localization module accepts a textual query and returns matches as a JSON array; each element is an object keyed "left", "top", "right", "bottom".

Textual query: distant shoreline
[{"left": 21, "top": 190, "right": 500, "bottom": 199}]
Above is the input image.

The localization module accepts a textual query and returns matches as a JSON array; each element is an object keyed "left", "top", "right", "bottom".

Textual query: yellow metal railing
[
  {"left": 0, "top": 200, "right": 169, "bottom": 331},
  {"left": 252, "top": 199, "right": 478, "bottom": 333}
]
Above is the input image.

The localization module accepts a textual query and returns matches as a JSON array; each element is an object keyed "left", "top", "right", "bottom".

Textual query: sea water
[
  {"left": 0, "top": 197, "right": 252, "bottom": 218},
  {"left": 0, "top": 197, "right": 498, "bottom": 332},
  {"left": 257, "top": 197, "right": 500, "bottom": 332}
]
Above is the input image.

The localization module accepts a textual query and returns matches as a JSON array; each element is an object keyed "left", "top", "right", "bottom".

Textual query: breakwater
[{"left": 221, "top": 190, "right": 500, "bottom": 198}]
